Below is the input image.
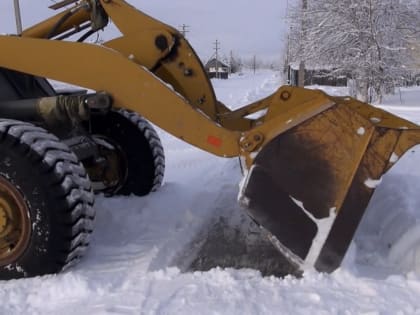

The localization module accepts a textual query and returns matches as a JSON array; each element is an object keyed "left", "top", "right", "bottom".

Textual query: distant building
[
  {"left": 205, "top": 58, "right": 229, "bottom": 79},
  {"left": 287, "top": 63, "right": 347, "bottom": 87},
  {"left": 412, "top": 41, "right": 420, "bottom": 68}
]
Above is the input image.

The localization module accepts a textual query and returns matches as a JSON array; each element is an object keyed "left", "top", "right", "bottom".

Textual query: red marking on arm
[{"left": 207, "top": 135, "right": 222, "bottom": 147}]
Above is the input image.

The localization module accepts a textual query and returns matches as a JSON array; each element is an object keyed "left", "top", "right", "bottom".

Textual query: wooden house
[{"left": 205, "top": 58, "right": 229, "bottom": 79}]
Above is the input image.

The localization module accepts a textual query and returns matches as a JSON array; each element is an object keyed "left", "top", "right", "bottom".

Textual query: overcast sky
[{"left": 0, "top": 0, "right": 290, "bottom": 63}]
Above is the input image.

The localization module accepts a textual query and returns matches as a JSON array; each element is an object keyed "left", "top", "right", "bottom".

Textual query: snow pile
[
  {"left": 2, "top": 268, "right": 420, "bottom": 315},
  {"left": 2, "top": 71, "right": 420, "bottom": 314}
]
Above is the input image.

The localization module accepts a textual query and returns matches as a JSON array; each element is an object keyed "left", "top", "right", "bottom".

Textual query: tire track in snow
[{"left": 166, "top": 71, "right": 297, "bottom": 276}]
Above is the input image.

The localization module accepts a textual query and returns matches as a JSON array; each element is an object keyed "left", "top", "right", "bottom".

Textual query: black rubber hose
[
  {"left": 46, "top": 5, "right": 86, "bottom": 39},
  {"left": 77, "top": 29, "right": 96, "bottom": 42}
]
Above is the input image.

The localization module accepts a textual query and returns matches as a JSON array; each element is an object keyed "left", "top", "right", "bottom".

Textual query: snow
[
  {"left": 290, "top": 196, "right": 337, "bottom": 271},
  {"left": 388, "top": 225, "right": 420, "bottom": 274},
  {"left": 357, "top": 127, "right": 366, "bottom": 135},
  {"left": 364, "top": 178, "right": 383, "bottom": 189},
  {"left": 290, "top": 197, "right": 337, "bottom": 268},
  {"left": 390, "top": 152, "right": 400, "bottom": 163},
  {"left": 304, "top": 208, "right": 337, "bottom": 268},
  {"left": 2, "top": 71, "right": 420, "bottom": 314},
  {"left": 370, "top": 117, "right": 382, "bottom": 124}
]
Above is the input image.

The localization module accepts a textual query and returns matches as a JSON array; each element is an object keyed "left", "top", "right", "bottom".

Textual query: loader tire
[
  {"left": 0, "top": 120, "right": 94, "bottom": 279},
  {"left": 89, "top": 109, "right": 165, "bottom": 196}
]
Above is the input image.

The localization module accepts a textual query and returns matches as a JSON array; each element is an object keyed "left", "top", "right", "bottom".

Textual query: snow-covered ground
[{"left": 2, "top": 71, "right": 420, "bottom": 314}]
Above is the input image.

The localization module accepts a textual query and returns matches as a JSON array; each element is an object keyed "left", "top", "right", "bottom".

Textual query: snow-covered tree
[
  {"left": 229, "top": 52, "right": 243, "bottom": 74},
  {"left": 288, "top": 0, "right": 420, "bottom": 102}
]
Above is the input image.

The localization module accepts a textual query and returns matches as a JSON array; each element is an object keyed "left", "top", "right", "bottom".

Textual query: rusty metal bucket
[{"left": 238, "top": 87, "right": 420, "bottom": 273}]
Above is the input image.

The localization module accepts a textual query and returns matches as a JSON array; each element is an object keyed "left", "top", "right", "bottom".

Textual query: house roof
[{"left": 205, "top": 58, "right": 229, "bottom": 69}]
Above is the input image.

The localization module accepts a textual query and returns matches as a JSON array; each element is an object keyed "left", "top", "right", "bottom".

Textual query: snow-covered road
[{"left": 2, "top": 71, "right": 420, "bottom": 314}]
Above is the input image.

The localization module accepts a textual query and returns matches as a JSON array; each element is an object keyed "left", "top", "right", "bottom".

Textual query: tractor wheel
[
  {"left": 0, "top": 120, "right": 94, "bottom": 279},
  {"left": 88, "top": 109, "right": 165, "bottom": 196}
]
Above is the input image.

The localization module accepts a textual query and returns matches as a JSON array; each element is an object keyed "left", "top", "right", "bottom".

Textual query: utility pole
[
  {"left": 179, "top": 24, "right": 190, "bottom": 37},
  {"left": 229, "top": 50, "right": 233, "bottom": 74},
  {"left": 298, "top": 0, "right": 308, "bottom": 87},
  {"left": 284, "top": 0, "right": 291, "bottom": 83},
  {"left": 213, "top": 40, "right": 220, "bottom": 79},
  {"left": 13, "top": 0, "right": 23, "bottom": 34},
  {"left": 286, "top": 32, "right": 291, "bottom": 83}
]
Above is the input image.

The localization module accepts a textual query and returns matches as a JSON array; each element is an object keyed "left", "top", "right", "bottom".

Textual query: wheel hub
[
  {"left": 87, "top": 135, "right": 128, "bottom": 195},
  {"left": 0, "top": 176, "right": 31, "bottom": 266},
  {"left": 0, "top": 206, "right": 7, "bottom": 234}
]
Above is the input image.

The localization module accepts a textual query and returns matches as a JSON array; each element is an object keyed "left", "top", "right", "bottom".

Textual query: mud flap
[{"left": 239, "top": 104, "right": 405, "bottom": 273}]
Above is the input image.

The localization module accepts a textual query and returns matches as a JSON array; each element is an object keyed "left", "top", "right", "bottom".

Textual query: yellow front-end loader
[{"left": 0, "top": 0, "right": 419, "bottom": 279}]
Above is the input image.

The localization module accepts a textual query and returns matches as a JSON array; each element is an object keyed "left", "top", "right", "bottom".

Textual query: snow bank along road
[{"left": 1, "top": 72, "right": 420, "bottom": 314}]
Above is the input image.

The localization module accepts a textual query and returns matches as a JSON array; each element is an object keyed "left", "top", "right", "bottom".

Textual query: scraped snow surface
[{"left": 2, "top": 72, "right": 420, "bottom": 314}]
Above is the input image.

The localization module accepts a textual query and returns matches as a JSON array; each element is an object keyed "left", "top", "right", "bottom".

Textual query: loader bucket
[{"left": 238, "top": 88, "right": 420, "bottom": 273}]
